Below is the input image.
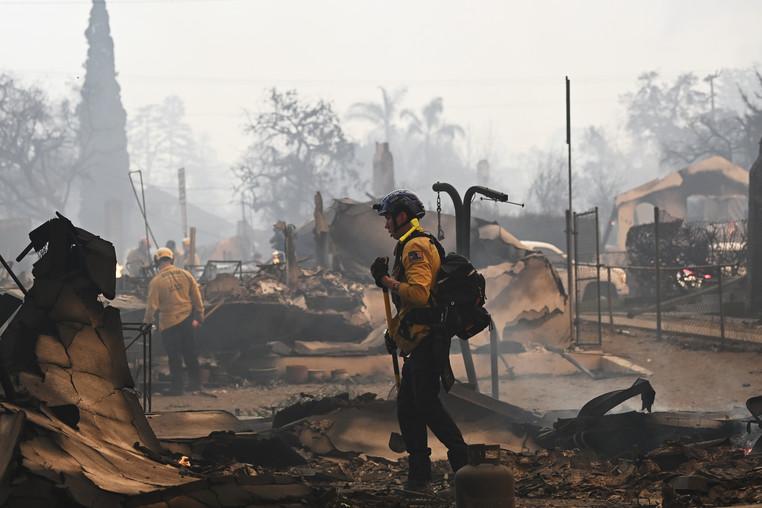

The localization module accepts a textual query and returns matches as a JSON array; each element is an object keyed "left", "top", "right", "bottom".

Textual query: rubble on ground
[{"left": 0, "top": 214, "right": 333, "bottom": 507}]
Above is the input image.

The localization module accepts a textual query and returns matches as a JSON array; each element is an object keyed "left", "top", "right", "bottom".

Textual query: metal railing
[
  {"left": 122, "top": 322, "right": 153, "bottom": 412},
  {"left": 571, "top": 206, "right": 758, "bottom": 346}
]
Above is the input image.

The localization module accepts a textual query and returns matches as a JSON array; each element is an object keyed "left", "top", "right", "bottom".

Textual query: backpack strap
[
  {"left": 392, "top": 230, "right": 445, "bottom": 312},
  {"left": 393, "top": 230, "right": 444, "bottom": 283}
]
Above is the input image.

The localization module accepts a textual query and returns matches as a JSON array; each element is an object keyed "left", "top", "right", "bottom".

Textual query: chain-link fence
[{"left": 575, "top": 207, "right": 761, "bottom": 345}]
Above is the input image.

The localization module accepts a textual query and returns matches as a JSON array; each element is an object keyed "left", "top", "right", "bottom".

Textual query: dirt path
[{"left": 152, "top": 326, "right": 762, "bottom": 418}]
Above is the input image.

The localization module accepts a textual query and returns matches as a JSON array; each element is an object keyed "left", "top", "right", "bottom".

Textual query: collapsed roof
[{"left": 608, "top": 156, "right": 749, "bottom": 249}]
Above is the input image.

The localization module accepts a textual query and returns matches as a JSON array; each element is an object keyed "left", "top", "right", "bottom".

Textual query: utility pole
[
  {"left": 178, "top": 167, "right": 188, "bottom": 239},
  {"left": 704, "top": 71, "right": 720, "bottom": 125},
  {"left": 565, "top": 76, "right": 575, "bottom": 343}
]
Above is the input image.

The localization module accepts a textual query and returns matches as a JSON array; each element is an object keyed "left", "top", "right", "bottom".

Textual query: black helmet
[{"left": 373, "top": 190, "right": 426, "bottom": 219}]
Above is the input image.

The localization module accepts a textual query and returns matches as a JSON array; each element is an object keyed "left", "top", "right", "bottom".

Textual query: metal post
[
  {"left": 565, "top": 210, "right": 575, "bottom": 343},
  {"left": 147, "top": 325, "right": 153, "bottom": 412},
  {"left": 142, "top": 327, "right": 147, "bottom": 410},
  {"left": 573, "top": 212, "right": 581, "bottom": 344},
  {"left": 718, "top": 265, "right": 726, "bottom": 341},
  {"left": 0, "top": 254, "right": 27, "bottom": 295},
  {"left": 489, "top": 319, "right": 499, "bottom": 400},
  {"left": 654, "top": 207, "right": 662, "bottom": 340},
  {"left": 432, "top": 182, "right": 478, "bottom": 392},
  {"left": 595, "top": 207, "right": 602, "bottom": 346},
  {"left": 178, "top": 167, "right": 188, "bottom": 239},
  {"left": 607, "top": 266, "right": 614, "bottom": 334}
]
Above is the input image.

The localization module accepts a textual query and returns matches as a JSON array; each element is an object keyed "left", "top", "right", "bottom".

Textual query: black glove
[
  {"left": 384, "top": 329, "right": 397, "bottom": 354},
  {"left": 370, "top": 256, "right": 389, "bottom": 288}
]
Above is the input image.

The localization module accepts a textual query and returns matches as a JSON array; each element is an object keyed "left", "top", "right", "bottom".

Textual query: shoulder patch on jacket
[{"left": 408, "top": 250, "right": 423, "bottom": 262}]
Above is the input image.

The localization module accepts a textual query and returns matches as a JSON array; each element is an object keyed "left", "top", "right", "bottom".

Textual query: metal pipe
[
  {"left": 489, "top": 318, "right": 499, "bottom": 400},
  {"left": 566, "top": 210, "right": 574, "bottom": 342},
  {"left": 595, "top": 207, "right": 602, "bottom": 346},
  {"left": 431, "top": 182, "right": 478, "bottom": 391},
  {"left": 142, "top": 327, "right": 147, "bottom": 410},
  {"left": 148, "top": 325, "right": 153, "bottom": 412},
  {"left": 607, "top": 266, "right": 614, "bottom": 334},
  {"left": 718, "top": 266, "right": 725, "bottom": 341},
  {"left": 573, "top": 212, "right": 581, "bottom": 344},
  {"left": 462, "top": 185, "right": 509, "bottom": 258},
  {"left": 128, "top": 170, "right": 159, "bottom": 249},
  {"left": 0, "top": 255, "right": 27, "bottom": 295},
  {"left": 654, "top": 207, "right": 662, "bottom": 341},
  {"left": 433, "top": 182, "right": 464, "bottom": 253}
]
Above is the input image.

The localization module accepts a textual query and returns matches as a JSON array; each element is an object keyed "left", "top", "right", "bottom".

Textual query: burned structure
[
  {"left": 0, "top": 215, "right": 330, "bottom": 506},
  {"left": 607, "top": 156, "right": 749, "bottom": 251},
  {"left": 750, "top": 138, "right": 762, "bottom": 312}
]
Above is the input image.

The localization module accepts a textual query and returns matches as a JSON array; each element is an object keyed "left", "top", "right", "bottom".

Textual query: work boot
[
  {"left": 447, "top": 448, "right": 468, "bottom": 473},
  {"left": 407, "top": 452, "right": 432, "bottom": 488}
]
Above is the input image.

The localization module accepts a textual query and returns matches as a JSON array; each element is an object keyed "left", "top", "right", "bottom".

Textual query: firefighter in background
[
  {"left": 370, "top": 190, "right": 468, "bottom": 489},
  {"left": 125, "top": 238, "right": 151, "bottom": 278},
  {"left": 144, "top": 247, "right": 205, "bottom": 395},
  {"left": 165, "top": 240, "right": 180, "bottom": 261}
]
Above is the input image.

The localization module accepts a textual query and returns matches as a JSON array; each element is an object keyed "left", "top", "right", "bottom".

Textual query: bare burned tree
[
  {"left": 0, "top": 74, "right": 83, "bottom": 220},
  {"left": 578, "top": 126, "right": 625, "bottom": 221},
  {"left": 739, "top": 70, "right": 762, "bottom": 166},
  {"left": 127, "top": 96, "right": 198, "bottom": 186},
  {"left": 623, "top": 71, "right": 756, "bottom": 169},
  {"left": 234, "top": 89, "right": 357, "bottom": 225},
  {"left": 527, "top": 149, "right": 567, "bottom": 215}
]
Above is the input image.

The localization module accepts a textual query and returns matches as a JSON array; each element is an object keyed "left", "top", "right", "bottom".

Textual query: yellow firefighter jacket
[
  {"left": 390, "top": 228, "right": 441, "bottom": 353},
  {"left": 144, "top": 264, "right": 205, "bottom": 331}
]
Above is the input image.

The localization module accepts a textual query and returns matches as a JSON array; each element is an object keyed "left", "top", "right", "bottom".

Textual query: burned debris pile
[{"left": 0, "top": 215, "right": 332, "bottom": 507}]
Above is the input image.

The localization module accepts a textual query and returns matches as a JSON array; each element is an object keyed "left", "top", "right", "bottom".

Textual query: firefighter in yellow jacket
[
  {"left": 370, "top": 190, "right": 467, "bottom": 489},
  {"left": 144, "top": 247, "right": 205, "bottom": 395}
]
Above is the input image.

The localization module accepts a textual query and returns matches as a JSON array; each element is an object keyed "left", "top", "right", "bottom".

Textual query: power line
[{"left": 0, "top": 0, "right": 243, "bottom": 5}]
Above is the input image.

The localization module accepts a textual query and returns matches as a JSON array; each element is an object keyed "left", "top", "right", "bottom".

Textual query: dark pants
[
  {"left": 162, "top": 315, "right": 201, "bottom": 392},
  {"left": 397, "top": 335, "right": 468, "bottom": 481}
]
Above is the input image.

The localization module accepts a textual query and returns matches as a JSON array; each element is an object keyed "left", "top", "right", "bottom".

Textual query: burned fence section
[
  {"left": 122, "top": 322, "right": 153, "bottom": 412},
  {"left": 573, "top": 207, "right": 604, "bottom": 347},
  {"left": 584, "top": 208, "right": 758, "bottom": 343}
]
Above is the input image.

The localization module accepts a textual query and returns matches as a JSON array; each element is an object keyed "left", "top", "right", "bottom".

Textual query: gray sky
[{"left": 1, "top": 0, "right": 761, "bottom": 203}]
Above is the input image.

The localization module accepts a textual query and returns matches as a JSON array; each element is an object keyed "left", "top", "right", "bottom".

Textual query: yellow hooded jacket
[{"left": 390, "top": 226, "right": 441, "bottom": 353}]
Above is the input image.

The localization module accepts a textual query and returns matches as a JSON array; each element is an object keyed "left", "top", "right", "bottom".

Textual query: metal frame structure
[
  {"left": 432, "top": 182, "right": 511, "bottom": 396},
  {"left": 573, "top": 207, "right": 603, "bottom": 347},
  {"left": 122, "top": 322, "right": 153, "bottom": 412}
]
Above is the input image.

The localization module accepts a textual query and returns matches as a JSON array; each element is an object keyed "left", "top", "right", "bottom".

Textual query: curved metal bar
[
  {"left": 462, "top": 186, "right": 509, "bottom": 258},
  {"left": 431, "top": 182, "right": 478, "bottom": 391}
]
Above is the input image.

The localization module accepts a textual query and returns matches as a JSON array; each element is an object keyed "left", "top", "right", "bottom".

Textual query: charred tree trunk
[
  {"left": 372, "top": 142, "right": 395, "bottom": 197},
  {"left": 313, "top": 192, "right": 330, "bottom": 268},
  {"left": 750, "top": 138, "right": 762, "bottom": 314}
]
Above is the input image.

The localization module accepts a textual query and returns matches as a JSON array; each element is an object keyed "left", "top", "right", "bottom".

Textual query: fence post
[
  {"left": 595, "top": 207, "right": 603, "bottom": 346},
  {"left": 489, "top": 319, "right": 499, "bottom": 400},
  {"left": 718, "top": 266, "right": 726, "bottom": 341},
  {"left": 654, "top": 207, "right": 662, "bottom": 340},
  {"left": 148, "top": 326, "right": 153, "bottom": 413},
  {"left": 565, "top": 210, "right": 575, "bottom": 343},
  {"left": 607, "top": 265, "right": 614, "bottom": 334},
  {"left": 573, "top": 212, "right": 581, "bottom": 345}
]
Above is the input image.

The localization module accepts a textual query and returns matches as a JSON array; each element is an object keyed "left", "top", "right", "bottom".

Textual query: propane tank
[{"left": 454, "top": 444, "right": 514, "bottom": 508}]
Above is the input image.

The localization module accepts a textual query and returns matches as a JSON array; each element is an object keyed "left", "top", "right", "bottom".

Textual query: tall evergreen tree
[{"left": 77, "top": 0, "right": 132, "bottom": 254}]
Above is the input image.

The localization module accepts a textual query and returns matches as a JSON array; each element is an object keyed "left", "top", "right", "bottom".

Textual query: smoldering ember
[{"left": 1, "top": 2, "right": 762, "bottom": 508}]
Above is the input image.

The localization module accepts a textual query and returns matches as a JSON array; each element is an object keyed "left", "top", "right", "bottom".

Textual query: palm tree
[
  {"left": 346, "top": 86, "right": 407, "bottom": 143},
  {"left": 401, "top": 97, "right": 465, "bottom": 173}
]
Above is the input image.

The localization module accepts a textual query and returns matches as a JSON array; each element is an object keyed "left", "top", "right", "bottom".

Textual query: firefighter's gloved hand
[
  {"left": 384, "top": 329, "right": 396, "bottom": 354},
  {"left": 371, "top": 256, "right": 389, "bottom": 288}
]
